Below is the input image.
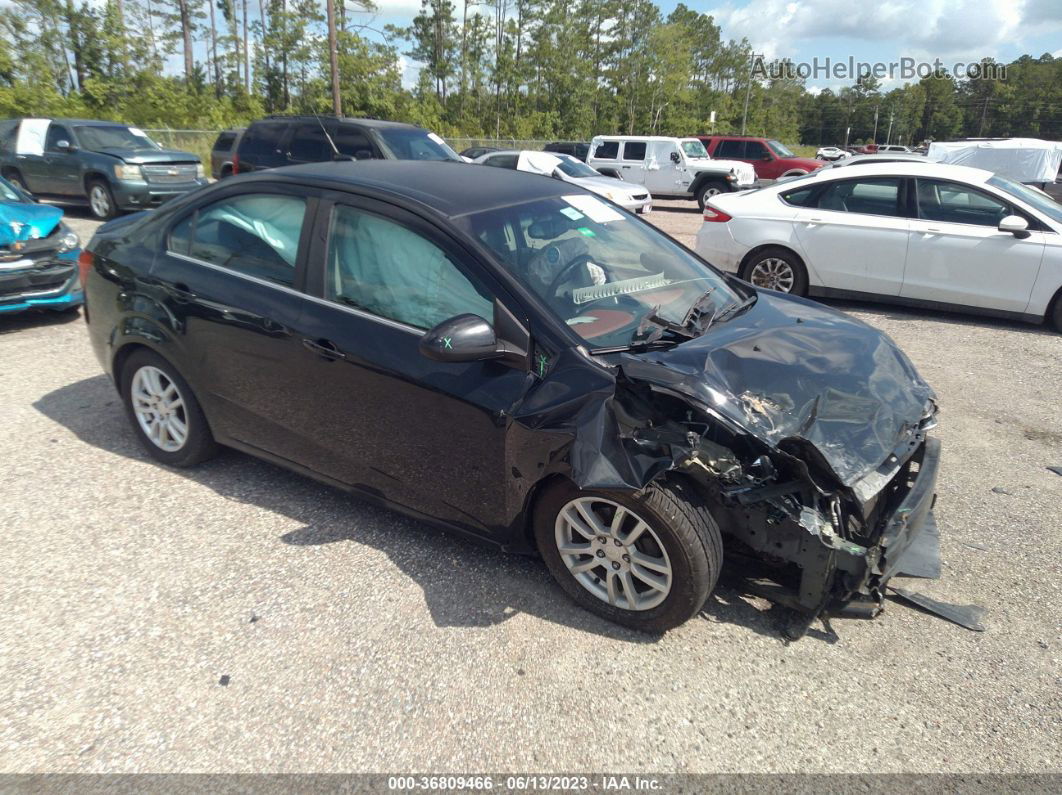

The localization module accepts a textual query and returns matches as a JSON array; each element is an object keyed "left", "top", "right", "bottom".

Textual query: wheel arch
[
  {"left": 690, "top": 172, "right": 731, "bottom": 195},
  {"left": 83, "top": 170, "right": 112, "bottom": 194},
  {"left": 738, "top": 243, "right": 807, "bottom": 277},
  {"left": 780, "top": 169, "right": 809, "bottom": 178},
  {"left": 516, "top": 472, "right": 577, "bottom": 555},
  {"left": 1046, "top": 285, "right": 1062, "bottom": 330}
]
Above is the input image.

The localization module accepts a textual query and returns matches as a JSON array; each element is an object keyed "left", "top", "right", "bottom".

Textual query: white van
[{"left": 587, "top": 136, "right": 756, "bottom": 209}]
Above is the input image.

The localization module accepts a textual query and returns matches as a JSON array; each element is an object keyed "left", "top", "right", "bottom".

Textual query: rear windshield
[
  {"left": 76, "top": 125, "right": 161, "bottom": 151},
  {"left": 213, "top": 132, "right": 236, "bottom": 150},
  {"left": 374, "top": 128, "right": 460, "bottom": 161}
]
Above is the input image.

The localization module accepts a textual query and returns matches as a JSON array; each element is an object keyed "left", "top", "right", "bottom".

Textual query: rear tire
[
  {"left": 87, "top": 179, "right": 118, "bottom": 220},
  {"left": 535, "top": 478, "right": 722, "bottom": 633},
  {"left": 740, "top": 246, "right": 809, "bottom": 296},
  {"left": 696, "top": 180, "right": 728, "bottom": 211},
  {"left": 120, "top": 349, "right": 218, "bottom": 467}
]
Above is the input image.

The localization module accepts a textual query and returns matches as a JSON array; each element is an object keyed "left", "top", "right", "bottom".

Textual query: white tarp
[
  {"left": 927, "top": 138, "right": 1062, "bottom": 184},
  {"left": 15, "top": 118, "right": 50, "bottom": 156}
]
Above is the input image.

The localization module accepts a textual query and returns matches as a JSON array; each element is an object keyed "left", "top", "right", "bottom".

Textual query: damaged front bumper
[{"left": 0, "top": 250, "right": 83, "bottom": 314}]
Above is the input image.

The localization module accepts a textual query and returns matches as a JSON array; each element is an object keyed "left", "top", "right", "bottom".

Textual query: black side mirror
[
  {"left": 761, "top": 154, "right": 772, "bottom": 161},
  {"left": 420, "top": 314, "right": 506, "bottom": 363},
  {"left": 332, "top": 152, "right": 356, "bottom": 162},
  {"left": 670, "top": 151, "right": 681, "bottom": 163},
  {"left": 353, "top": 149, "right": 373, "bottom": 160}
]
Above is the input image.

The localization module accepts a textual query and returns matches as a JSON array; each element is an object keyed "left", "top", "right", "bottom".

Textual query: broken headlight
[{"left": 56, "top": 224, "right": 79, "bottom": 253}]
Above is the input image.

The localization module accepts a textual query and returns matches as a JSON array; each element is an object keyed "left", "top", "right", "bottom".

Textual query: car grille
[
  {"left": 141, "top": 164, "right": 199, "bottom": 184},
  {"left": 0, "top": 260, "right": 74, "bottom": 301}
]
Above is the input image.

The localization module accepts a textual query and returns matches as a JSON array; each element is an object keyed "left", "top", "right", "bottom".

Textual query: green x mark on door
[{"left": 442, "top": 337, "right": 453, "bottom": 349}]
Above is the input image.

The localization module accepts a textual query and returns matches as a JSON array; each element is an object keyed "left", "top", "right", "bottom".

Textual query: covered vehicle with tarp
[{"left": 928, "top": 138, "right": 1062, "bottom": 187}]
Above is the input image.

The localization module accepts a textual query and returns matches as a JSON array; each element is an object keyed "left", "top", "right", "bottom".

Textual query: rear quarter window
[
  {"left": 622, "top": 142, "right": 647, "bottom": 161},
  {"left": 593, "top": 141, "right": 619, "bottom": 159},
  {"left": 780, "top": 185, "right": 818, "bottom": 207},
  {"left": 239, "top": 122, "right": 287, "bottom": 160}
]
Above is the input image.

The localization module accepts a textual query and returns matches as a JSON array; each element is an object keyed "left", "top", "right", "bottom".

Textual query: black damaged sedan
[{"left": 82, "top": 161, "right": 941, "bottom": 636}]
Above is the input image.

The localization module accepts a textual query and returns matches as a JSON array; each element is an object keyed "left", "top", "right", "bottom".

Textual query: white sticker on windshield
[
  {"left": 559, "top": 207, "right": 584, "bottom": 220},
  {"left": 128, "top": 127, "right": 148, "bottom": 138},
  {"left": 563, "top": 194, "right": 624, "bottom": 224},
  {"left": 427, "top": 132, "right": 445, "bottom": 145}
]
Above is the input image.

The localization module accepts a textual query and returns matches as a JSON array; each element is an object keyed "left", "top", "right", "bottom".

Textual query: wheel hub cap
[{"left": 555, "top": 497, "right": 673, "bottom": 611}]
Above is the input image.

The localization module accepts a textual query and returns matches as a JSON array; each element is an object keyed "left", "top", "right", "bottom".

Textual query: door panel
[
  {"left": 294, "top": 198, "right": 532, "bottom": 534},
  {"left": 793, "top": 177, "right": 910, "bottom": 295},
  {"left": 644, "top": 141, "right": 683, "bottom": 195},
  {"left": 149, "top": 188, "right": 318, "bottom": 462},
  {"left": 618, "top": 141, "right": 648, "bottom": 185},
  {"left": 901, "top": 179, "right": 1046, "bottom": 311},
  {"left": 43, "top": 124, "right": 79, "bottom": 195}
]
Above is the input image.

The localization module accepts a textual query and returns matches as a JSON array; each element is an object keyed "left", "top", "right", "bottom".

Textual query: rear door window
[
  {"left": 287, "top": 123, "right": 333, "bottom": 163},
  {"left": 815, "top": 178, "right": 904, "bottom": 217},
  {"left": 622, "top": 141, "right": 647, "bottom": 161},
  {"left": 175, "top": 193, "right": 308, "bottom": 286},
  {"left": 715, "top": 140, "right": 745, "bottom": 158}
]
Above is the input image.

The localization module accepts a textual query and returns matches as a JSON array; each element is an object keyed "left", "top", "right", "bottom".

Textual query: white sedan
[
  {"left": 474, "top": 150, "right": 653, "bottom": 214},
  {"left": 695, "top": 161, "right": 1062, "bottom": 331},
  {"left": 816, "top": 146, "right": 850, "bottom": 161}
]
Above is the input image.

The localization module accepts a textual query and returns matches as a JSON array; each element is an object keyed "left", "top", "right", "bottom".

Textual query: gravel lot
[{"left": 1, "top": 201, "right": 1060, "bottom": 774}]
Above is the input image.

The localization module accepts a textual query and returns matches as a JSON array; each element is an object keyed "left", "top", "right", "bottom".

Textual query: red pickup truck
[{"left": 698, "top": 135, "right": 824, "bottom": 183}]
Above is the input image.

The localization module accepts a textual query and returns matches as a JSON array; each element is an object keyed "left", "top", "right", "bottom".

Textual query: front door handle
[{"left": 302, "top": 338, "right": 346, "bottom": 360}]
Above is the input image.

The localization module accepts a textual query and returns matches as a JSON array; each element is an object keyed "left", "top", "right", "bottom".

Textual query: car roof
[
  {"left": 792, "top": 160, "right": 994, "bottom": 183},
  {"left": 590, "top": 135, "right": 685, "bottom": 142},
  {"left": 254, "top": 115, "right": 420, "bottom": 129},
  {"left": 252, "top": 160, "right": 575, "bottom": 217}
]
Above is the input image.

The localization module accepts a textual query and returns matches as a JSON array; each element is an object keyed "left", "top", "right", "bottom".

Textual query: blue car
[{"left": 0, "top": 175, "right": 82, "bottom": 315}]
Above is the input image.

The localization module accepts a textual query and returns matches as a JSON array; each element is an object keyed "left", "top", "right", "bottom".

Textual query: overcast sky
[{"left": 355, "top": 0, "right": 1062, "bottom": 91}]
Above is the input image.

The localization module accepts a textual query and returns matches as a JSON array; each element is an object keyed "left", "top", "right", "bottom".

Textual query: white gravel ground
[{"left": 0, "top": 203, "right": 1059, "bottom": 774}]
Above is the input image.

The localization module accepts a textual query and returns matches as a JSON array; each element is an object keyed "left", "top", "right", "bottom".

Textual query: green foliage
[{"left": 1, "top": 0, "right": 1060, "bottom": 152}]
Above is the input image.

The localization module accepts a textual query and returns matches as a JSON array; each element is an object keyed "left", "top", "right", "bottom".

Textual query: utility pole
[
  {"left": 872, "top": 106, "right": 879, "bottom": 143},
  {"left": 978, "top": 96, "right": 990, "bottom": 137},
  {"left": 885, "top": 112, "right": 894, "bottom": 145},
  {"left": 325, "top": 0, "right": 342, "bottom": 115},
  {"left": 740, "top": 51, "right": 756, "bottom": 136},
  {"left": 242, "top": 0, "right": 250, "bottom": 91}
]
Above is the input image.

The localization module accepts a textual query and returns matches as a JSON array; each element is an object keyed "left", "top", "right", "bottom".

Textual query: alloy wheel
[
  {"left": 130, "top": 365, "right": 188, "bottom": 452},
  {"left": 89, "top": 185, "right": 111, "bottom": 218},
  {"left": 749, "top": 257, "right": 796, "bottom": 292},
  {"left": 554, "top": 497, "right": 673, "bottom": 611}
]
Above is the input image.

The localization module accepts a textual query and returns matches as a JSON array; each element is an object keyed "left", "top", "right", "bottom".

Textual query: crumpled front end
[
  {"left": 0, "top": 202, "right": 82, "bottom": 314},
  {"left": 510, "top": 290, "right": 945, "bottom": 635}
]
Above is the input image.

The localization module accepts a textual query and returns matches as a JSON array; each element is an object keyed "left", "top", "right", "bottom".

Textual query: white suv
[{"left": 587, "top": 136, "right": 756, "bottom": 209}]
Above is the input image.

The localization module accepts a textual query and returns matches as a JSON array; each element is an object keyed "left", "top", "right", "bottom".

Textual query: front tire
[
  {"left": 120, "top": 349, "right": 218, "bottom": 467},
  {"left": 535, "top": 478, "right": 722, "bottom": 633},
  {"left": 696, "top": 180, "right": 728, "bottom": 211},
  {"left": 740, "top": 247, "right": 809, "bottom": 296},
  {"left": 1051, "top": 293, "right": 1062, "bottom": 333},
  {"left": 87, "top": 179, "right": 118, "bottom": 220}
]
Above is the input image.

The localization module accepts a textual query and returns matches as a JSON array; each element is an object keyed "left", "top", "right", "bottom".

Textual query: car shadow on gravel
[
  {"left": 36, "top": 374, "right": 795, "bottom": 643},
  {"left": 0, "top": 307, "right": 82, "bottom": 335}
]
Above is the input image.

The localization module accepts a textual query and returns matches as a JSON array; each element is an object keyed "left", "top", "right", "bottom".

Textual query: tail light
[
  {"left": 703, "top": 207, "right": 732, "bottom": 222},
  {"left": 231, "top": 153, "right": 239, "bottom": 175},
  {"left": 77, "top": 249, "right": 94, "bottom": 287}
]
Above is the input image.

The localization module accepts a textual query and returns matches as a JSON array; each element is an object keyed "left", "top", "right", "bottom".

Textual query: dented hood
[
  {"left": 0, "top": 200, "right": 63, "bottom": 245},
  {"left": 616, "top": 290, "right": 935, "bottom": 487}
]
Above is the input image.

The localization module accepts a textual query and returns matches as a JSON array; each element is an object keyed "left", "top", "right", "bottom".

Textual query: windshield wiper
[
  {"left": 681, "top": 287, "right": 717, "bottom": 330},
  {"left": 704, "top": 293, "right": 758, "bottom": 330}
]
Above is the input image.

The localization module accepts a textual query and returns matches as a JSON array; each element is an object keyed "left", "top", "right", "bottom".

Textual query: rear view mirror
[
  {"left": 670, "top": 152, "right": 681, "bottom": 163},
  {"left": 998, "top": 215, "right": 1030, "bottom": 238},
  {"left": 419, "top": 314, "right": 505, "bottom": 363}
]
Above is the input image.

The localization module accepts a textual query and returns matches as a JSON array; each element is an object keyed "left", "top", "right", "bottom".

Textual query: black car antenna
[{"left": 312, "top": 110, "right": 341, "bottom": 158}]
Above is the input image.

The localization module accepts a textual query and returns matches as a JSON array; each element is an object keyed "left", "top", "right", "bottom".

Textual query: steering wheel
[{"left": 546, "top": 253, "right": 604, "bottom": 303}]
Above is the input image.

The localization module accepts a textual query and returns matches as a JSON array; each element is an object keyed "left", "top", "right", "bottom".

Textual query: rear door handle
[
  {"left": 169, "top": 282, "right": 197, "bottom": 301},
  {"left": 808, "top": 217, "right": 823, "bottom": 222},
  {"left": 302, "top": 338, "right": 346, "bottom": 360}
]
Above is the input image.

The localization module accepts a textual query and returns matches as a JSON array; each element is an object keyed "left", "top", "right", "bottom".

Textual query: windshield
[
  {"left": 681, "top": 140, "right": 709, "bottom": 158},
  {"left": 75, "top": 125, "right": 161, "bottom": 151},
  {"left": 374, "top": 128, "right": 461, "bottom": 161},
  {"left": 0, "top": 176, "right": 25, "bottom": 202},
  {"left": 767, "top": 140, "right": 795, "bottom": 158},
  {"left": 988, "top": 175, "right": 1062, "bottom": 224},
  {"left": 556, "top": 157, "right": 600, "bottom": 178},
  {"left": 459, "top": 195, "right": 744, "bottom": 349}
]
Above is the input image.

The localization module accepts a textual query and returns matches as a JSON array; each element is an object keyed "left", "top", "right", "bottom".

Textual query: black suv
[
  {"left": 233, "top": 116, "right": 460, "bottom": 173},
  {"left": 544, "top": 141, "right": 590, "bottom": 162}
]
